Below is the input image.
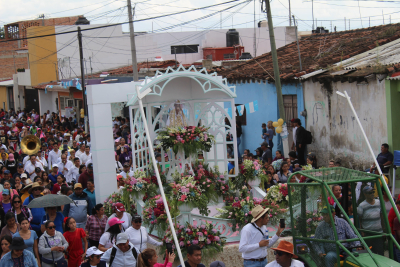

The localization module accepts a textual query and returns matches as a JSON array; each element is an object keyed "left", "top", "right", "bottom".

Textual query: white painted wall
[
  {"left": 39, "top": 90, "right": 57, "bottom": 115},
  {"left": 55, "top": 25, "right": 297, "bottom": 79},
  {"left": 17, "top": 69, "right": 31, "bottom": 86},
  {"left": 303, "top": 79, "right": 387, "bottom": 170}
]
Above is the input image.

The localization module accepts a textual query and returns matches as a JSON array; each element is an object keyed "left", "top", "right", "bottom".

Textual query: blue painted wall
[{"left": 229, "top": 81, "right": 305, "bottom": 157}]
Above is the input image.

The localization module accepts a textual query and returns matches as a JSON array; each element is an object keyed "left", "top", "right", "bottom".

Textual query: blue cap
[
  {"left": 4, "top": 170, "right": 10, "bottom": 174},
  {"left": 2, "top": 189, "right": 9, "bottom": 195}
]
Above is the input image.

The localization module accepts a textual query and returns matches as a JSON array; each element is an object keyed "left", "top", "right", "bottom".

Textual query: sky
[{"left": 2, "top": 0, "right": 400, "bottom": 34}]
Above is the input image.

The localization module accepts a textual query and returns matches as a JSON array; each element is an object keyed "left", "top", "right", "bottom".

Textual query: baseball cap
[
  {"left": 114, "top": 203, "right": 125, "bottom": 212},
  {"left": 52, "top": 164, "right": 59, "bottom": 168},
  {"left": 255, "top": 147, "right": 263, "bottom": 153},
  {"left": 74, "top": 183, "right": 83, "bottom": 189},
  {"left": 123, "top": 162, "right": 130, "bottom": 167},
  {"left": 116, "top": 233, "right": 129, "bottom": 245},
  {"left": 108, "top": 217, "right": 125, "bottom": 227},
  {"left": 86, "top": 246, "right": 104, "bottom": 257},
  {"left": 362, "top": 186, "right": 375, "bottom": 194},
  {"left": 2, "top": 189, "right": 9, "bottom": 195},
  {"left": 320, "top": 205, "right": 335, "bottom": 214},
  {"left": 4, "top": 170, "right": 10, "bottom": 174},
  {"left": 21, "top": 173, "right": 28, "bottom": 179},
  {"left": 294, "top": 167, "right": 302, "bottom": 172},
  {"left": 210, "top": 261, "right": 226, "bottom": 267},
  {"left": 35, "top": 167, "right": 41, "bottom": 173},
  {"left": 88, "top": 163, "right": 93, "bottom": 169}
]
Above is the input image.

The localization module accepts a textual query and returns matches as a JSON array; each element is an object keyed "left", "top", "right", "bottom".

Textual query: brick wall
[{"left": 0, "top": 16, "right": 82, "bottom": 81}]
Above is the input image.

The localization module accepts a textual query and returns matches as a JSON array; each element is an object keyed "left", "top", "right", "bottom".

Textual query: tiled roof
[
  {"left": 217, "top": 23, "right": 400, "bottom": 82},
  {"left": 34, "top": 81, "right": 58, "bottom": 90},
  {"left": 92, "top": 60, "right": 178, "bottom": 77}
]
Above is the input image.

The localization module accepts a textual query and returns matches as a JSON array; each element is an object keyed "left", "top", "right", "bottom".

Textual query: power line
[{"left": 0, "top": 0, "right": 248, "bottom": 43}]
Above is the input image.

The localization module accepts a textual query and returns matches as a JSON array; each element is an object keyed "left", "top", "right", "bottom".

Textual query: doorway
[
  {"left": 24, "top": 88, "right": 40, "bottom": 113},
  {"left": 283, "top": 95, "right": 298, "bottom": 150}
]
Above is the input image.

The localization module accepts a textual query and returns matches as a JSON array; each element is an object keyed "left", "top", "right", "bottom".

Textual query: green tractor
[{"left": 287, "top": 167, "right": 400, "bottom": 267}]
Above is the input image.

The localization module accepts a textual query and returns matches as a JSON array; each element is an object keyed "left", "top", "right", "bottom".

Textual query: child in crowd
[{"left": 63, "top": 217, "right": 88, "bottom": 267}]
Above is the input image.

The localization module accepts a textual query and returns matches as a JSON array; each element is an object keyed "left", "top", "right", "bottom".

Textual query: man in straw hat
[
  {"left": 239, "top": 205, "right": 285, "bottom": 267},
  {"left": 23, "top": 182, "right": 45, "bottom": 236},
  {"left": 266, "top": 240, "right": 304, "bottom": 267}
]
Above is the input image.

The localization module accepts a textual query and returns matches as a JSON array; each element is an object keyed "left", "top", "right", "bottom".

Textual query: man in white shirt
[
  {"left": 75, "top": 144, "right": 85, "bottom": 158},
  {"left": 85, "top": 155, "right": 92, "bottom": 167},
  {"left": 46, "top": 110, "right": 51, "bottom": 120},
  {"left": 48, "top": 143, "right": 61, "bottom": 171},
  {"left": 66, "top": 157, "right": 81, "bottom": 184},
  {"left": 265, "top": 241, "right": 304, "bottom": 267},
  {"left": 24, "top": 155, "right": 44, "bottom": 179},
  {"left": 58, "top": 154, "right": 74, "bottom": 176},
  {"left": 79, "top": 146, "right": 92, "bottom": 165},
  {"left": 36, "top": 151, "right": 48, "bottom": 169},
  {"left": 239, "top": 205, "right": 284, "bottom": 267},
  {"left": 119, "top": 163, "right": 134, "bottom": 178}
]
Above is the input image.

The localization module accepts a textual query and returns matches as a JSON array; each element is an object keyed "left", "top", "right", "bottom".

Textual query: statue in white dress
[{"left": 166, "top": 100, "right": 187, "bottom": 127}]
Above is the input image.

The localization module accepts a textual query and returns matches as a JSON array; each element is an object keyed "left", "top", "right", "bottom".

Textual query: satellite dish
[{"left": 300, "top": 109, "right": 307, "bottom": 118}]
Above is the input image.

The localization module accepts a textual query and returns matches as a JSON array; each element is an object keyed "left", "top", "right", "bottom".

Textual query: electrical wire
[{"left": 0, "top": 0, "right": 248, "bottom": 43}]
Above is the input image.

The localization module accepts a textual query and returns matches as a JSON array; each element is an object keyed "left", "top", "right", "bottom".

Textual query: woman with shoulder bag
[{"left": 38, "top": 220, "right": 69, "bottom": 267}]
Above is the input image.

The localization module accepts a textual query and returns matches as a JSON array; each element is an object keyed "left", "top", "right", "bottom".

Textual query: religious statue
[{"left": 166, "top": 100, "right": 187, "bottom": 127}]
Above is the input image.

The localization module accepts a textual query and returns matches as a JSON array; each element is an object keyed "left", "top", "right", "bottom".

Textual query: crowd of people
[{"left": 0, "top": 110, "right": 234, "bottom": 267}]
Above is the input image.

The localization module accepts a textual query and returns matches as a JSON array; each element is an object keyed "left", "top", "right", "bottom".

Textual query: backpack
[
  {"left": 109, "top": 246, "right": 137, "bottom": 267},
  {"left": 305, "top": 130, "right": 313, "bottom": 144}
]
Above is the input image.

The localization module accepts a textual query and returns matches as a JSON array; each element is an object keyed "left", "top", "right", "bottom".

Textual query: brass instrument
[{"left": 21, "top": 135, "right": 41, "bottom": 155}]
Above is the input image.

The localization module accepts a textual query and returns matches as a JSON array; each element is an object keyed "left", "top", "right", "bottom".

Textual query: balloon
[
  {"left": 278, "top": 118, "right": 284, "bottom": 126},
  {"left": 276, "top": 126, "right": 282, "bottom": 133},
  {"left": 272, "top": 121, "right": 279, "bottom": 127}
]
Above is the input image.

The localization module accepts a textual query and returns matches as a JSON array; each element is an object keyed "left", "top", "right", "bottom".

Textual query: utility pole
[
  {"left": 127, "top": 0, "right": 139, "bottom": 81},
  {"left": 312, "top": 0, "right": 314, "bottom": 30},
  {"left": 254, "top": 0, "right": 257, "bottom": 57},
  {"left": 263, "top": 0, "right": 287, "bottom": 156},
  {"left": 288, "top": 0, "right": 291, "bottom": 26},
  {"left": 174, "top": 48, "right": 177, "bottom": 68},
  {"left": 293, "top": 15, "right": 302, "bottom": 71},
  {"left": 263, "top": 0, "right": 285, "bottom": 121},
  {"left": 77, "top": 27, "right": 88, "bottom": 132}
]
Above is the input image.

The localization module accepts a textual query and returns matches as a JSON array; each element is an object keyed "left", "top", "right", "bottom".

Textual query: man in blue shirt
[
  {"left": 83, "top": 179, "right": 96, "bottom": 206},
  {"left": 372, "top": 143, "right": 393, "bottom": 173},
  {"left": 314, "top": 206, "right": 361, "bottom": 267}
]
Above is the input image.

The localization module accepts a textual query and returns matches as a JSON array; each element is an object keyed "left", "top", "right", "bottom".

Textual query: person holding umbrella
[
  {"left": 0, "top": 236, "right": 38, "bottom": 267},
  {"left": 23, "top": 183, "right": 45, "bottom": 236},
  {"left": 40, "top": 207, "right": 64, "bottom": 234}
]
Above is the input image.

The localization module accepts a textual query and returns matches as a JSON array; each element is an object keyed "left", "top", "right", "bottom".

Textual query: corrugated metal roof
[
  {"left": 387, "top": 76, "right": 400, "bottom": 80},
  {"left": 329, "top": 69, "right": 354, "bottom": 76},
  {"left": 338, "top": 38, "right": 400, "bottom": 69},
  {"left": 298, "top": 69, "right": 327, "bottom": 80}
]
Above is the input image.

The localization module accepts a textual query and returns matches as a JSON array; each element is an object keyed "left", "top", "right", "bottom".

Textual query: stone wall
[{"left": 303, "top": 79, "right": 387, "bottom": 170}]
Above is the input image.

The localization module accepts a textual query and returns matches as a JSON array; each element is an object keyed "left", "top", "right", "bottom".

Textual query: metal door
[{"left": 283, "top": 95, "right": 297, "bottom": 149}]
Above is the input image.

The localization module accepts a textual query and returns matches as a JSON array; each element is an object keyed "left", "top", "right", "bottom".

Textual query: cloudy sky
[{"left": 1, "top": 0, "right": 400, "bottom": 33}]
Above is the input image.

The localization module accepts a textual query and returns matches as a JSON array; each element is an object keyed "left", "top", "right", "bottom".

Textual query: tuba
[{"left": 21, "top": 135, "right": 41, "bottom": 155}]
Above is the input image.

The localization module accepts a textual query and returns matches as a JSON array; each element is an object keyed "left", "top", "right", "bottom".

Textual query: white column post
[
  {"left": 135, "top": 86, "right": 185, "bottom": 266},
  {"left": 88, "top": 102, "right": 118, "bottom": 203}
]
